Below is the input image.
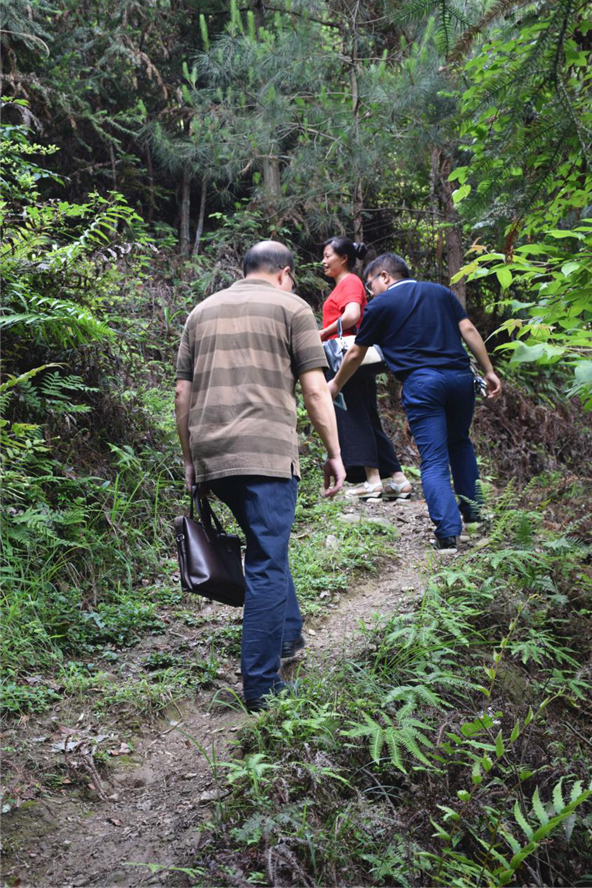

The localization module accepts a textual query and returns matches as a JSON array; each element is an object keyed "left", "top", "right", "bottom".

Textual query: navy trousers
[
  {"left": 208, "top": 474, "right": 302, "bottom": 701},
  {"left": 402, "top": 368, "right": 481, "bottom": 539}
]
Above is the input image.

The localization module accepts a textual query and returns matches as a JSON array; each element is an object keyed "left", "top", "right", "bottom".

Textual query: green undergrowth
[
  {"left": 0, "top": 427, "right": 182, "bottom": 715},
  {"left": 290, "top": 452, "right": 399, "bottom": 615},
  {"left": 0, "top": 412, "right": 397, "bottom": 717},
  {"left": 164, "top": 483, "right": 592, "bottom": 888}
]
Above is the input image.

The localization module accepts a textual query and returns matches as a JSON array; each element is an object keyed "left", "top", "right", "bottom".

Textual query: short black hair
[
  {"left": 243, "top": 241, "right": 294, "bottom": 277},
  {"left": 364, "top": 252, "right": 411, "bottom": 281},
  {"left": 323, "top": 237, "right": 368, "bottom": 271}
]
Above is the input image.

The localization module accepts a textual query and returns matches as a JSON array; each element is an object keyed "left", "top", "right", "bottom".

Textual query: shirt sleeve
[
  {"left": 448, "top": 289, "right": 468, "bottom": 322},
  {"left": 291, "top": 307, "right": 328, "bottom": 375},
  {"left": 335, "top": 275, "right": 366, "bottom": 310},
  {"left": 175, "top": 319, "right": 194, "bottom": 381},
  {"left": 354, "top": 299, "right": 384, "bottom": 347}
]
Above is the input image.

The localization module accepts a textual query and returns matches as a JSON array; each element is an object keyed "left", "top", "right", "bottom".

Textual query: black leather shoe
[
  {"left": 281, "top": 634, "right": 305, "bottom": 659},
  {"left": 245, "top": 696, "right": 268, "bottom": 713},
  {"left": 244, "top": 680, "right": 291, "bottom": 713},
  {"left": 432, "top": 536, "right": 458, "bottom": 553}
]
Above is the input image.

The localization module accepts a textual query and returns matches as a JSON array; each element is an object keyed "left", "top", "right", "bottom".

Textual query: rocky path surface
[{"left": 2, "top": 495, "right": 442, "bottom": 888}]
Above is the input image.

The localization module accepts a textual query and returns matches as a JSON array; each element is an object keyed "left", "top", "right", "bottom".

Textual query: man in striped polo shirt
[{"left": 175, "top": 241, "right": 345, "bottom": 711}]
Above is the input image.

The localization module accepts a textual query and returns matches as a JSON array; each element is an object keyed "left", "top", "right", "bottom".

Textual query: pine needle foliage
[{"left": 442, "top": 1, "right": 591, "bottom": 231}]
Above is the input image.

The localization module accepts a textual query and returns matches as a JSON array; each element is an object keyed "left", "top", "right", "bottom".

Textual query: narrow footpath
[{"left": 2, "top": 495, "right": 450, "bottom": 888}]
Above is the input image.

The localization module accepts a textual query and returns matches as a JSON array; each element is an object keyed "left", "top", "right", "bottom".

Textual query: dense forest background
[{"left": 2, "top": 1, "right": 592, "bottom": 886}]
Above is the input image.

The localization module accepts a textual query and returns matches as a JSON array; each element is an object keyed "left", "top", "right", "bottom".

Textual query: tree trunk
[
  {"left": 192, "top": 176, "right": 208, "bottom": 257},
  {"left": 146, "top": 146, "right": 155, "bottom": 224},
  {"left": 350, "top": 11, "right": 364, "bottom": 245},
  {"left": 179, "top": 163, "right": 191, "bottom": 256},
  {"left": 251, "top": 0, "right": 265, "bottom": 31},
  {"left": 262, "top": 155, "right": 281, "bottom": 221},
  {"left": 439, "top": 152, "right": 466, "bottom": 308},
  {"left": 109, "top": 143, "right": 117, "bottom": 189}
]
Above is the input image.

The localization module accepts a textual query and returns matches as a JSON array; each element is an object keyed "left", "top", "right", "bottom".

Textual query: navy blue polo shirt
[{"left": 355, "top": 279, "right": 470, "bottom": 379}]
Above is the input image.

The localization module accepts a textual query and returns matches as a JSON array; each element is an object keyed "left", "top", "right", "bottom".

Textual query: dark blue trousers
[
  {"left": 402, "top": 368, "right": 481, "bottom": 539},
  {"left": 208, "top": 474, "right": 302, "bottom": 701}
]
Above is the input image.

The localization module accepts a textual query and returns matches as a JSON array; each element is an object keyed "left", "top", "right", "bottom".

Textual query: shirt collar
[
  {"left": 386, "top": 279, "right": 417, "bottom": 290},
  {"left": 231, "top": 278, "right": 279, "bottom": 289}
]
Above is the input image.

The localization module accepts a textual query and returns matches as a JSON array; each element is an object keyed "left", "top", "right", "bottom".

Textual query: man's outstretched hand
[{"left": 322, "top": 455, "right": 346, "bottom": 498}]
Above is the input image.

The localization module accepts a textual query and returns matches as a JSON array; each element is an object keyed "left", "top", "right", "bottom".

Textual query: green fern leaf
[
  {"left": 370, "top": 726, "right": 384, "bottom": 763},
  {"left": 514, "top": 801, "right": 533, "bottom": 840},
  {"left": 385, "top": 728, "right": 405, "bottom": 773},
  {"left": 552, "top": 777, "right": 565, "bottom": 813},
  {"left": 569, "top": 780, "right": 583, "bottom": 805},
  {"left": 532, "top": 787, "right": 549, "bottom": 826},
  {"left": 399, "top": 733, "right": 432, "bottom": 767}
]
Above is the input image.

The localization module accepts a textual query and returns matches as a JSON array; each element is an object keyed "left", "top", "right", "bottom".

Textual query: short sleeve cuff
[
  {"left": 176, "top": 371, "right": 193, "bottom": 381},
  {"left": 294, "top": 356, "right": 328, "bottom": 375}
]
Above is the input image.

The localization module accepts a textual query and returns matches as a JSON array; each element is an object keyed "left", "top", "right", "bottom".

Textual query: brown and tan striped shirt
[{"left": 176, "top": 278, "right": 327, "bottom": 482}]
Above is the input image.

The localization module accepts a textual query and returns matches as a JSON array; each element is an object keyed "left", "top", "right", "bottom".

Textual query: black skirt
[{"left": 334, "top": 373, "right": 402, "bottom": 484}]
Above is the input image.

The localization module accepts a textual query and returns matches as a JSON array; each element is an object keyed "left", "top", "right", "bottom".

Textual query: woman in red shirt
[{"left": 320, "top": 237, "right": 411, "bottom": 501}]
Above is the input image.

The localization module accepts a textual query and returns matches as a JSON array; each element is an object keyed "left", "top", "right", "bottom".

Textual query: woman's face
[{"left": 322, "top": 244, "right": 348, "bottom": 279}]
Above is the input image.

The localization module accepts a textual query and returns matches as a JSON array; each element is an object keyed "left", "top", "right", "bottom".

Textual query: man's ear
[{"left": 277, "top": 268, "right": 292, "bottom": 291}]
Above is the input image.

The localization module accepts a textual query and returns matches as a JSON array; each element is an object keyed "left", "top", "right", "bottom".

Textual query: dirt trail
[{"left": 2, "top": 496, "right": 441, "bottom": 888}]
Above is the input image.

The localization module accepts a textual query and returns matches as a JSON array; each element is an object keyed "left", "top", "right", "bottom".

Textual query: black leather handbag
[{"left": 174, "top": 486, "right": 246, "bottom": 607}]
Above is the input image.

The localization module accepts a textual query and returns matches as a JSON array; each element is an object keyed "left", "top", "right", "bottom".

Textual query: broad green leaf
[
  {"left": 448, "top": 166, "right": 468, "bottom": 184},
  {"left": 511, "top": 343, "right": 565, "bottom": 364},
  {"left": 574, "top": 361, "right": 592, "bottom": 385},
  {"left": 471, "top": 761, "right": 482, "bottom": 785},
  {"left": 515, "top": 244, "right": 551, "bottom": 255},
  {"left": 561, "top": 261, "right": 581, "bottom": 276},
  {"left": 496, "top": 266, "right": 513, "bottom": 289},
  {"left": 452, "top": 184, "right": 471, "bottom": 205},
  {"left": 546, "top": 229, "right": 585, "bottom": 240}
]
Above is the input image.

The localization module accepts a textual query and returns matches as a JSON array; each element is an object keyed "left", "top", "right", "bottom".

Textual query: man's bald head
[{"left": 243, "top": 241, "right": 294, "bottom": 277}]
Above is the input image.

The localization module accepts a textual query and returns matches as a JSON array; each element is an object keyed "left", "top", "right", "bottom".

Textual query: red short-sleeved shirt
[{"left": 322, "top": 274, "right": 367, "bottom": 338}]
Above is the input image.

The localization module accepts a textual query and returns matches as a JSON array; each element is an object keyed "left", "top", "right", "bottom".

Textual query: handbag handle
[
  {"left": 336, "top": 316, "right": 359, "bottom": 342},
  {"left": 190, "top": 485, "right": 226, "bottom": 536}
]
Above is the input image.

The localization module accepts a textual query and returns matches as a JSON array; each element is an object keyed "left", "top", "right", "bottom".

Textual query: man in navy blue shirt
[{"left": 328, "top": 253, "right": 501, "bottom": 553}]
